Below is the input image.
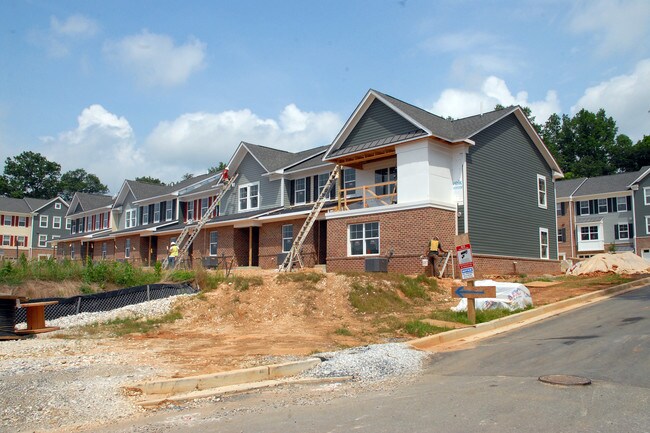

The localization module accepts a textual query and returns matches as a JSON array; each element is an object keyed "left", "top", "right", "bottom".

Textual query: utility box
[
  {"left": 365, "top": 257, "right": 388, "bottom": 272},
  {"left": 202, "top": 257, "right": 219, "bottom": 269},
  {"left": 277, "top": 253, "right": 288, "bottom": 265}
]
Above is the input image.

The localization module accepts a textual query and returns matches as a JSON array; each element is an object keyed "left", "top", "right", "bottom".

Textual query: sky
[{"left": 1, "top": 0, "right": 649, "bottom": 194}]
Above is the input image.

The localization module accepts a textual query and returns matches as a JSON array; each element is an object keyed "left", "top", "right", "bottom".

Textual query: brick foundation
[{"left": 471, "top": 254, "right": 562, "bottom": 277}]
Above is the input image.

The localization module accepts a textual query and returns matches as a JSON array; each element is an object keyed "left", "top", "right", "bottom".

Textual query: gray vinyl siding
[
  {"left": 117, "top": 191, "right": 137, "bottom": 230},
  {"left": 634, "top": 176, "right": 650, "bottom": 238},
  {"left": 31, "top": 200, "right": 69, "bottom": 249},
  {"left": 339, "top": 99, "right": 420, "bottom": 152},
  {"left": 466, "top": 113, "right": 558, "bottom": 259},
  {"left": 220, "top": 153, "right": 281, "bottom": 215},
  {"left": 575, "top": 198, "right": 634, "bottom": 248}
]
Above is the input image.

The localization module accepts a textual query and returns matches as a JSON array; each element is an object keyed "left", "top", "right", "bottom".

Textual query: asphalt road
[{"left": 98, "top": 285, "right": 650, "bottom": 433}]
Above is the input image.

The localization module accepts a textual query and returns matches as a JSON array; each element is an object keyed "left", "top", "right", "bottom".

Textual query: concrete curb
[
  {"left": 409, "top": 276, "right": 650, "bottom": 351},
  {"left": 129, "top": 358, "right": 322, "bottom": 396}
]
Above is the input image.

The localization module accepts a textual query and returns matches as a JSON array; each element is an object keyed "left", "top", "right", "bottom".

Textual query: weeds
[
  {"left": 428, "top": 307, "right": 531, "bottom": 324},
  {"left": 231, "top": 275, "right": 263, "bottom": 292},
  {"left": 82, "top": 309, "right": 182, "bottom": 337},
  {"left": 276, "top": 272, "right": 325, "bottom": 284},
  {"left": 348, "top": 280, "right": 406, "bottom": 313},
  {"left": 334, "top": 327, "right": 353, "bottom": 336},
  {"left": 403, "top": 320, "right": 448, "bottom": 337}
]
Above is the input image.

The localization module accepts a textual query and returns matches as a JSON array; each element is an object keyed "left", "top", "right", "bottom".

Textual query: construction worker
[
  {"left": 168, "top": 241, "right": 179, "bottom": 267},
  {"left": 426, "top": 237, "right": 445, "bottom": 277},
  {"left": 221, "top": 166, "right": 229, "bottom": 181}
]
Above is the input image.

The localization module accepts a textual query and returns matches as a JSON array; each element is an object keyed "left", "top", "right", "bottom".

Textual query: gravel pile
[{"left": 304, "top": 343, "right": 430, "bottom": 382}]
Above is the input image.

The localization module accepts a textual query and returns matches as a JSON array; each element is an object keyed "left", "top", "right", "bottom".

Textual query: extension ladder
[
  {"left": 279, "top": 165, "right": 341, "bottom": 272},
  {"left": 437, "top": 250, "right": 453, "bottom": 278},
  {"left": 167, "top": 173, "right": 239, "bottom": 270}
]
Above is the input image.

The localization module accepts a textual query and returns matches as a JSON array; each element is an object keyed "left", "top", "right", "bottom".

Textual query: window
[
  {"left": 40, "top": 215, "right": 48, "bottom": 228},
  {"left": 282, "top": 225, "right": 293, "bottom": 253},
  {"left": 125, "top": 239, "right": 131, "bottom": 258},
  {"left": 343, "top": 169, "right": 356, "bottom": 193},
  {"left": 142, "top": 206, "right": 149, "bottom": 225},
  {"left": 71, "top": 220, "right": 76, "bottom": 234},
  {"left": 55, "top": 202, "right": 61, "bottom": 210},
  {"left": 539, "top": 228, "right": 549, "bottom": 259},
  {"left": 3, "top": 215, "right": 11, "bottom": 226},
  {"left": 294, "top": 178, "right": 306, "bottom": 204},
  {"left": 617, "top": 196, "right": 628, "bottom": 212},
  {"left": 239, "top": 183, "right": 259, "bottom": 211},
  {"left": 38, "top": 234, "right": 47, "bottom": 247},
  {"left": 102, "top": 212, "right": 109, "bottom": 229},
  {"left": 598, "top": 198, "right": 607, "bottom": 214},
  {"left": 317, "top": 173, "right": 329, "bottom": 198},
  {"left": 86, "top": 217, "right": 93, "bottom": 232},
  {"left": 125, "top": 209, "right": 137, "bottom": 228},
  {"left": 579, "top": 201, "right": 589, "bottom": 216},
  {"left": 66, "top": 218, "right": 71, "bottom": 230},
  {"left": 556, "top": 202, "right": 565, "bottom": 217},
  {"left": 52, "top": 216, "right": 61, "bottom": 229},
  {"left": 209, "top": 231, "right": 218, "bottom": 256},
  {"left": 18, "top": 216, "right": 26, "bottom": 227},
  {"left": 557, "top": 228, "right": 566, "bottom": 243},
  {"left": 2, "top": 235, "right": 9, "bottom": 246},
  {"left": 616, "top": 224, "right": 630, "bottom": 240},
  {"left": 646, "top": 216, "right": 650, "bottom": 235},
  {"left": 537, "top": 174, "right": 547, "bottom": 209},
  {"left": 201, "top": 198, "right": 209, "bottom": 218},
  {"left": 77, "top": 218, "right": 84, "bottom": 233},
  {"left": 102, "top": 242, "right": 107, "bottom": 259},
  {"left": 154, "top": 203, "right": 161, "bottom": 223},
  {"left": 187, "top": 201, "right": 195, "bottom": 221},
  {"left": 165, "top": 200, "right": 173, "bottom": 221},
  {"left": 374, "top": 167, "right": 397, "bottom": 196},
  {"left": 645, "top": 188, "right": 650, "bottom": 205},
  {"left": 94, "top": 215, "right": 100, "bottom": 230},
  {"left": 16, "top": 236, "right": 25, "bottom": 247},
  {"left": 71, "top": 244, "right": 75, "bottom": 259},
  {"left": 580, "top": 226, "right": 599, "bottom": 241},
  {"left": 348, "top": 222, "right": 380, "bottom": 256}
]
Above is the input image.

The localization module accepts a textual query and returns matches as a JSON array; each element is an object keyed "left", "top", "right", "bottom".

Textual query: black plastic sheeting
[{"left": 15, "top": 283, "right": 197, "bottom": 324}]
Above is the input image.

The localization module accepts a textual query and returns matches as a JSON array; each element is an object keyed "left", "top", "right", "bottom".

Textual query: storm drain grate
[{"left": 538, "top": 375, "right": 592, "bottom": 386}]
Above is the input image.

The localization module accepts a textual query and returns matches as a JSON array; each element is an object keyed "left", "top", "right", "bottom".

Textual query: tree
[
  {"left": 135, "top": 176, "right": 165, "bottom": 186},
  {"left": 208, "top": 162, "right": 227, "bottom": 174},
  {"left": 2, "top": 151, "right": 61, "bottom": 198},
  {"left": 495, "top": 104, "right": 541, "bottom": 133},
  {"left": 181, "top": 173, "right": 194, "bottom": 181},
  {"left": 58, "top": 169, "right": 108, "bottom": 200},
  {"left": 613, "top": 135, "right": 650, "bottom": 172}
]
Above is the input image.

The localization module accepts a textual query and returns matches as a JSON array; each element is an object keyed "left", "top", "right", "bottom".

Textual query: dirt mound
[{"left": 566, "top": 252, "right": 650, "bottom": 275}]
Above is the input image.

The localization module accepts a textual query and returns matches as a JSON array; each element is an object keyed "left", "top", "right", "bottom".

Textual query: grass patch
[
  {"left": 194, "top": 267, "right": 227, "bottom": 293},
  {"left": 82, "top": 309, "right": 182, "bottom": 337},
  {"left": 403, "top": 320, "right": 449, "bottom": 338},
  {"left": 397, "top": 274, "right": 439, "bottom": 300},
  {"left": 276, "top": 271, "right": 325, "bottom": 284},
  {"left": 231, "top": 275, "right": 263, "bottom": 292},
  {"left": 168, "top": 269, "right": 195, "bottom": 282},
  {"left": 334, "top": 327, "right": 353, "bottom": 336},
  {"left": 429, "top": 307, "right": 531, "bottom": 324},
  {"left": 348, "top": 280, "right": 407, "bottom": 313}
]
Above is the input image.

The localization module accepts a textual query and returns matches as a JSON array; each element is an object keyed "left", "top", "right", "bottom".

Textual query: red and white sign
[{"left": 456, "top": 243, "right": 475, "bottom": 280}]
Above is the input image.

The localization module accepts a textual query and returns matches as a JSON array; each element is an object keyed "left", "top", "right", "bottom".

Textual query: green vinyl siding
[
  {"left": 634, "top": 175, "right": 650, "bottom": 238},
  {"left": 466, "top": 113, "right": 558, "bottom": 259},
  {"left": 339, "top": 99, "right": 421, "bottom": 152}
]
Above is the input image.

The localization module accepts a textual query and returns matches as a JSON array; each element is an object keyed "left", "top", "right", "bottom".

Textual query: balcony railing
[{"left": 336, "top": 180, "right": 397, "bottom": 211}]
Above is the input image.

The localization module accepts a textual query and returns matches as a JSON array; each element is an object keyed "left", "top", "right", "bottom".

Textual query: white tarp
[{"left": 451, "top": 279, "right": 533, "bottom": 312}]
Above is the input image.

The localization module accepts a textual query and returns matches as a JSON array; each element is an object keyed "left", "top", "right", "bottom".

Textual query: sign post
[{"left": 452, "top": 234, "right": 496, "bottom": 324}]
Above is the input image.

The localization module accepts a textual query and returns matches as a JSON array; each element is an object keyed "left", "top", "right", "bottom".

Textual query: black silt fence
[{"left": 15, "top": 283, "right": 197, "bottom": 324}]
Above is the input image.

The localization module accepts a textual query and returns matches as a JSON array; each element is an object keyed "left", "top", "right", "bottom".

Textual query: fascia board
[{"left": 627, "top": 167, "right": 650, "bottom": 187}]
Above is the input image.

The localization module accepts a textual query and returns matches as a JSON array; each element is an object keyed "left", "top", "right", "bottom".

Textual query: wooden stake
[{"left": 467, "top": 280, "right": 476, "bottom": 325}]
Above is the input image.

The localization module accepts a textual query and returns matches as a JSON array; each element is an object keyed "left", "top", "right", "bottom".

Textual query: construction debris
[{"left": 566, "top": 252, "right": 650, "bottom": 276}]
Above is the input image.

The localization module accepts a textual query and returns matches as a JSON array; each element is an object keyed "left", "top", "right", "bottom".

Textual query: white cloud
[
  {"left": 572, "top": 59, "right": 650, "bottom": 141},
  {"left": 103, "top": 31, "right": 206, "bottom": 87},
  {"left": 430, "top": 76, "right": 561, "bottom": 124},
  {"left": 144, "top": 105, "right": 342, "bottom": 182},
  {"left": 420, "top": 31, "right": 498, "bottom": 53},
  {"left": 50, "top": 14, "right": 99, "bottom": 38},
  {"left": 569, "top": 0, "right": 650, "bottom": 56},
  {"left": 40, "top": 105, "right": 143, "bottom": 193}
]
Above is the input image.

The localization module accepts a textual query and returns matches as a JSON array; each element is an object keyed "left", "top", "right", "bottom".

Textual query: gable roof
[
  {"left": 557, "top": 168, "right": 648, "bottom": 199},
  {"left": 323, "top": 89, "right": 563, "bottom": 178},
  {"left": 228, "top": 141, "right": 330, "bottom": 176},
  {"left": 23, "top": 197, "right": 52, "bottom": 212},
  {"left": 627, "top": 165, "right": 650, "bottom": 187},
  {"left": 67, "top": 192, "right": 114, "bottom": 217},
  {"left": 555, "top": 177, "right": 588, "bottom": 199},
  {"left": 0, "top": 196, "right": 32, "bottom": 213}
]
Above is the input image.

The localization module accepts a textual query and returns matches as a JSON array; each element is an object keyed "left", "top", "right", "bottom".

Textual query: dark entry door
[
  {"left": 150, "top": 236, "right": 158, "bottom": 265},
  {"left": 251, "top": 227, "right": 259, "bottom": 266}
]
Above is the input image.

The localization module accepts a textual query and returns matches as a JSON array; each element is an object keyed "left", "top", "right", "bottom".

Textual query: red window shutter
[
  {"left": 26, "top": 217, "right": 29, "bottom": 228},
  {"left": 10, "top": 235, "right": 14, "bottom": 246},
  {"left": 12, "top": 216, "right": 16, "bottom": 226},
  {"left": 25, "top": 236, "right": 28, "bottom": 246}
]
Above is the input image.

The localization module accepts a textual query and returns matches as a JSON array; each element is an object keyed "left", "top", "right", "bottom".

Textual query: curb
[
  {"left": 409, "top": 276, "right": 650, "bottom": 351},
  {"left": 128, "top": 358, "right": 321, "bottom": 397}
]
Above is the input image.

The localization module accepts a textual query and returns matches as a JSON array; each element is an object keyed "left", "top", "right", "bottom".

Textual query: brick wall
[
  {"left": 258, "top": 218, "right": 319, "bottom": 269},
  {"left": 114, "top": 235, "right": 142, "bottom": 264},
  {"left": 556, "top": 207, "right": 573, "bottom": 258},
  {"left": 636, "top": 237, "right": 650, "bottom": 255},
  {"left": 471, "top": 254, "right": 562, "bottom": 277},
  {"left": 326, "top": 207, "right": 457, "bottom": 275}
]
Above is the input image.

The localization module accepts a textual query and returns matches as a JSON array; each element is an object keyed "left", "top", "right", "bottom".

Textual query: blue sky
[{"left": 1, "top": 0, "right": 649, "bottom": 193}]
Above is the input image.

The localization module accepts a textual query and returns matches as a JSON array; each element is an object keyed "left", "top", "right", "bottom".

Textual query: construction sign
[{"left": 455, "top": 233, "right": 474, "bottom": 280}]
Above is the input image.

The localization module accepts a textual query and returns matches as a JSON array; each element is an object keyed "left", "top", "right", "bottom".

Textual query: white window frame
[
  {"left": 154, "top": 203, "right": 161, "bottom": 223},
  {"left": 343, "top": 169, "right": 356, "bottom": 195},
  {"left": 579, "top": 201, "right": 589, "bottom": 216},
  {"left": 16, "top": 236, "right": 25, "bottom": 247},
  {"left": 165, "top": 200, "right": 173, "bottom": 221},
  {"left": 187, "top": 201, "right": 195, "bottom": 221},
  {"left": 55, "top": 202, "right": 61, "bottom": 209},
  {"left": 125, "top": 238, "right": 131, "bottom": 258},
  {"left": 646, "top": 216, "right": 650, "bottom": 235},
  {"left": 66, "top": 218, "right": 71, "bottom": 230},
  {"left": 38, "top": 234, "right": 47, "bottom": 248},
  {"left": 2, "top": 235, "right": 10, "bottom": 246},
  {"left": 142, "top": 206, "right": 149, "bottom": 225},
  {"left": 294, "top": 178, "right": 306, "bottom": 205},
  {"left": 201, "top": 198, "right": 209, "bottom": 218},
  {"left": 282, "top": 224, "right": 293, "bottom": 253},
  {"left": 537, "top": 174, "right": 547, "bottom": 209},
  {"left": 71, "top": 244, "right": 75, "bottom": 259},
  {"left": 617, "top": 196, "right": 628, "bottom": 212},
  {"left": 18, "top": 216, "right": 26, "bottom": 227},
  {"left": 348, "top": 222, "right": 380, "bottom": 256},
  {"left": 3, "top": 215, "right": 11, "bottom": 226},
  {"left": 317, "top": 173, "right": 329, "bottom": 198},
  {"left": 101, "top": 242, "right": 107, "bottom": 259},
  {"left": 539, "top": 228, "right": 549, "bottom": 260},
  {"left": 102, "top": 212, "right": 109, "bottom": 229},
  {"left": 645, "top": 187, "right": 650, "bottom": 205},
  {"left": 598, "top": 198, "right": 607, "bottom": 214},
  {"left": 86, "top": 217, "right": 92, "bottom": 232},
  {"left": 238, "top": 182, "right": 260, "bottom": 212},
  {"left": 580, "top": 226, "right": 600, "bottom": 241},
  {"left": 125, "top": 209, "right": 137, "bottom": 229},
  {"left": 40, "top": 215, "right": 48, "bottom": 228},
  {"left": 209, "top": 231, "right": 218, "bottom": 256},
  {"left": 617, "top": 223, "right": 630, "bottom": 240},
  {"left": 53, "top": 216, "right": 61, "bottom": 229}
]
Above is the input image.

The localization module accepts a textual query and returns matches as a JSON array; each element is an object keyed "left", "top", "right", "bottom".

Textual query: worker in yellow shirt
[{"left": 168, "top": 241, "right": 179, "bottom": 267}]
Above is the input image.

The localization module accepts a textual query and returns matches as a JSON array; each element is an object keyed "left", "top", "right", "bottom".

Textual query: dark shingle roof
[
  {"left": 283, "top": 146, "right": 331, "bottom": 173},
  {"left": 0, "top": 197, "right": 32, "bottom": 213},
  {"left": 77, "top": 193, "right": 114, "bottom": 211},
  {"left": 23, "top": 197, "right": 51, "bottom": 211},
  {"left": 574, "top": 171, "right": 641, "bottom": 196},
  {"left": 125, "top": 180, "right": 168, "bottom": 200},
  {"left": 555, "top": 178, "right": 588, "bottom": 199},
  {"left": 244, "top": 143, "right": 327, "bottom": 173}
]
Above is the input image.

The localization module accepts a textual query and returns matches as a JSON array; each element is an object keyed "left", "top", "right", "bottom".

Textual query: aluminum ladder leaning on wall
[
  {"left": 279, "top": 165, "right": 341, "bottom": 272},
  {"left": 168, "top": 173, "right": 239, "bottom": 270}
]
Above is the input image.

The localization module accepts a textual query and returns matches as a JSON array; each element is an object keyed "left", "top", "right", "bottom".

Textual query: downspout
[
  {"left": 631, "top": 186, "right": 638, "bottom": 254},
  {"left": 463, "top": 157, "right": 469, "bottom": 234},
  {"left": 280, "top": 177, "right": 285, "bottom": 207},
  {"left": 569, "top": 196, "right": 575, "bottom": 258}
]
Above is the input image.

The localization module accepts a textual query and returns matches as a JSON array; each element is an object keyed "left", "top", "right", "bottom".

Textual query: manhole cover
[{"left": 538, "top": 375, "right": 591, "bottom": 386}]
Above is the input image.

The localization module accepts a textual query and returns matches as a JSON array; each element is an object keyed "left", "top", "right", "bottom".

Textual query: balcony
[{"left": 336, "top": 180, "right": 397, "bottom": 211}]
